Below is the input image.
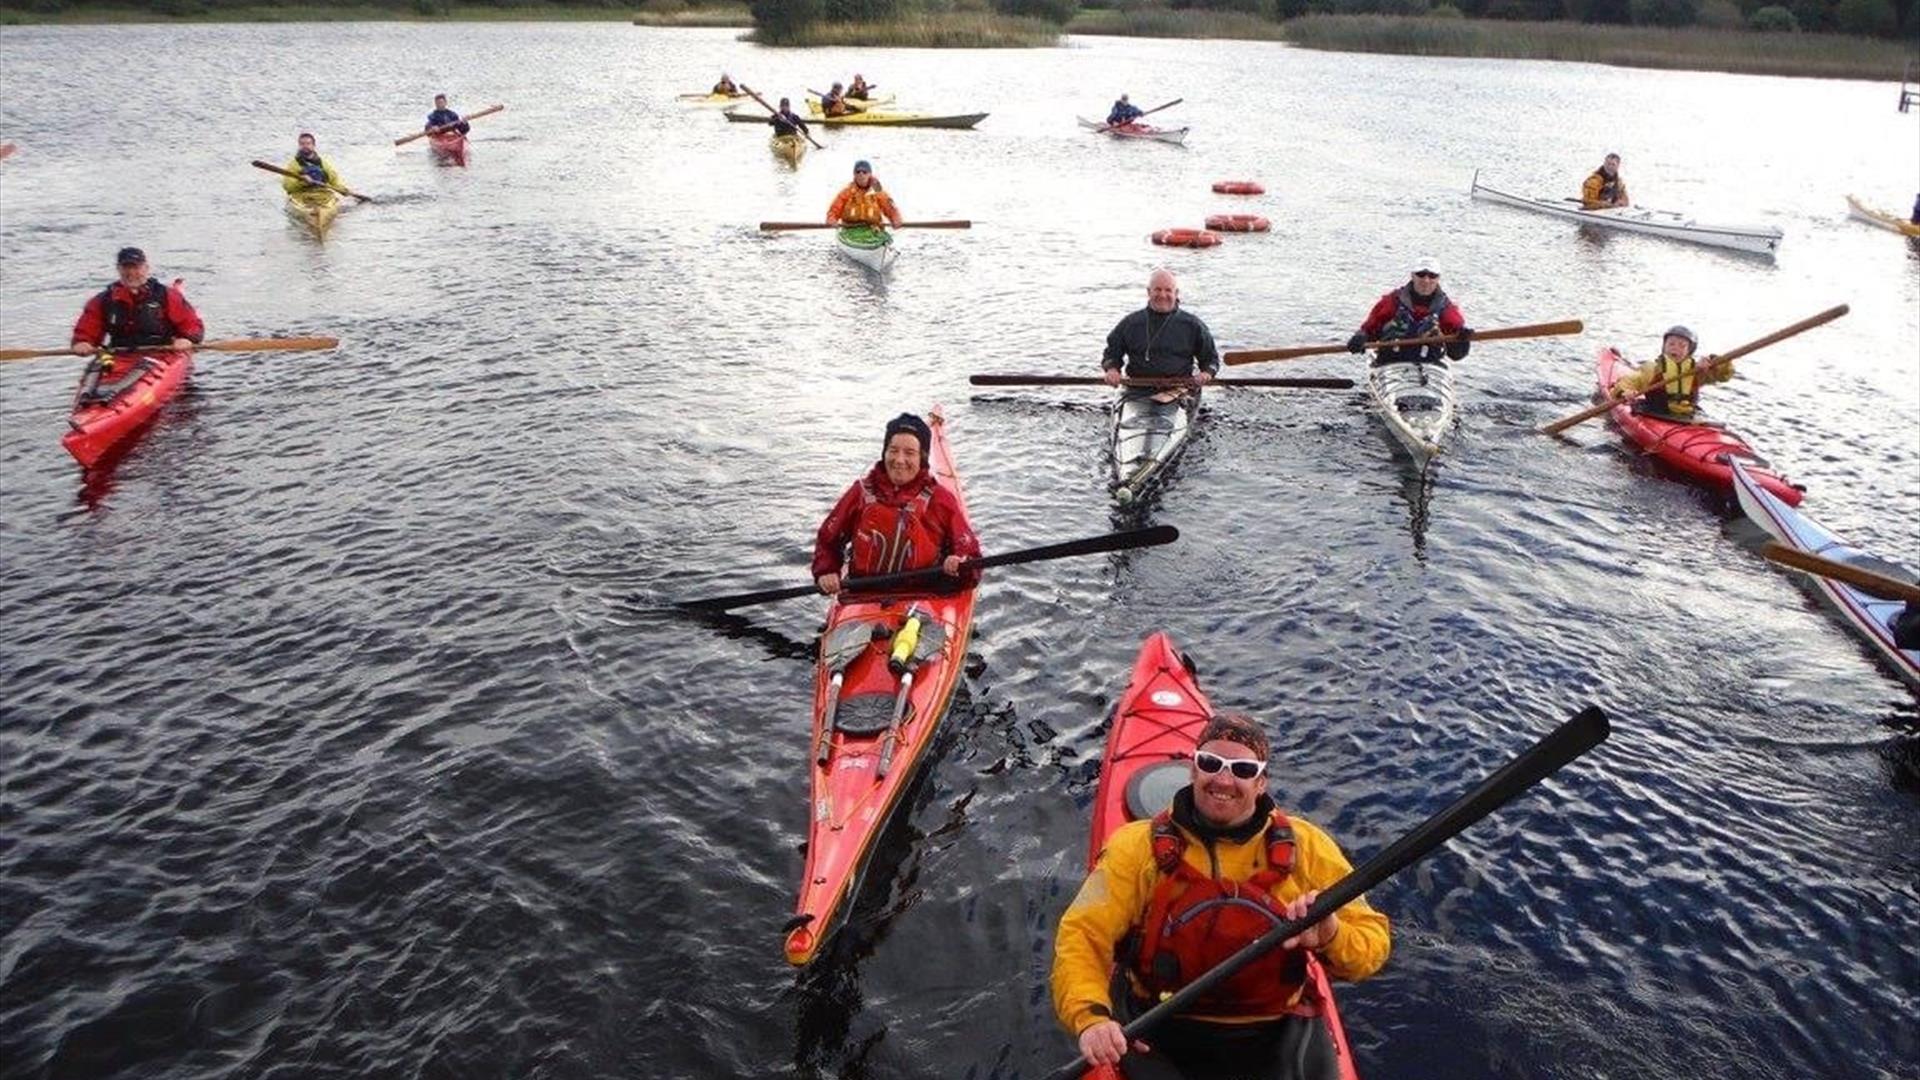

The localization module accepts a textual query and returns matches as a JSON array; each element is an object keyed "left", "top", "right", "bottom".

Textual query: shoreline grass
[
  {"left": 1066, "top": 6, "right": 1286, "bottom": 40},
  {"left": 748, "top": 10, "right": 1060, "bottom": 47},
  {"left": 631, "top": 0, "right": 746, "bottom": 26},
  {"left": 0, "top": 3, "right": 637, "bottom": 22}
]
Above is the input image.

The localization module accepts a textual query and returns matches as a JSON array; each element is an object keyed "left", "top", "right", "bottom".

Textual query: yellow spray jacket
[
  {"left": 282, "top": 155, "right": 342, "bottom": 196},
  {"left": 827, "top": 180, "right": 902, "bottom": 227},
  {"left": 1051, "top": 793, "right": 1391, "bottom": 1036},
  {"left": 1614, "top": 353, "right": 1733, "bottom": 417},
  {"left": 1581, "top": 168, "right": 1629, "bottom": 209}
]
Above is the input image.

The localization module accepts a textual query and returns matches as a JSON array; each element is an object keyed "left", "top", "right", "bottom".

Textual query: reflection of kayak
[
  {"left": 1367, "top": 359, "right": 1454, "bottom": 468},
  {"left": 1595, "top": 347, "right": 1803, "bottom": 505},
  {"left": 728, "top": 106, "right": 985, "bottom": 129},
  {"left": 1109, "top": 389, "right": 1198, "bottom": 506},
  {"left": 428, "top": 131, "right": 468, "bottom": 166},
  {"left": 63, "top": 347, "right": 193, "bottom": 468},
  {"left": 1078, "top": 632, "right": 1361, "bottom": 1080},
  {"left": 1470, "top": 172, "right": 1782, "bottom": 258},
  {"left": 835, "top": 224, "right": 896, "bottom": 272},
  {"left": 1076, "top": 116, "right": 1188, "bottom": 145},
  {"left": 1844, "top": 194, "right": 1920, "bottom": 237},
  {"left": 784, "top": 406, "right": 976, "bottom": 966},
  {"left": 1731, "top": 459, "right": 1919, "bottom": 690},
  {"left": 770, "top": 132, "right": 807, "bottom": 164},
  {"left": 284, "top": 188, "right": 342, "bottom": 240},
  {"left": 677, "top": 91, "right": 749, "bottom": 107}
]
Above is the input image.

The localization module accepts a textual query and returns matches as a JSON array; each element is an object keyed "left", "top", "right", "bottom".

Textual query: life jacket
[
  {"left": 772, "top": 110, "right": 805, "bottom": 137},
  {"left": 1123, "top": 808, "right": 1308, "bottom": 1018},
  {"left": 835, "top": 181, "right": 889, "bottom": 226},
  {"left": 1637, "top": 354, "right": 1702, "bottom": 418},
  {"left": 1377, "top": 286, "right": 1450, "bottom": 363},
  {"left": 295, "top": 150, "right": 328, "bottom": 184},
  {"left": 1589, "top": 168, "right": 1623, "bottom": 205},
  {"left": 848, "top": 474, "right": 943, "bottom": 577},
  {"left": 97, "top": 280, "right": 176, "bottom": 348}
]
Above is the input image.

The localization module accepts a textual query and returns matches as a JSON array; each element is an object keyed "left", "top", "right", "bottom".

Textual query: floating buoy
[
  {"left": 1150, "top": 228, "right": 1223, "bottom": 248},
  {"left": 1211, "top": 180, "right": 1265, "bottom": 195},
  {"left": 1205, "top": 214, "right": 1271, "bottom": 232}
]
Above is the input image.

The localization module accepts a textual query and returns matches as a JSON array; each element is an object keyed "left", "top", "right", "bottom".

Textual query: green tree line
[{"left": 0, "top": 0, "right": 637, "bottom": 13}]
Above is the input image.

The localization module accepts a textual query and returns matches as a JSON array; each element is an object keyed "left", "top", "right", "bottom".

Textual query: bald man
[{"left": 1101, "top": 269, "right": 1218, "bottom": 388}]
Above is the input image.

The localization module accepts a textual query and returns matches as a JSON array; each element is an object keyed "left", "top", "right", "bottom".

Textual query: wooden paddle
[
  {"left": 393, "top": 103, "right": 504, "bottom": 146},
  {"left": 760, "top": 220, "right": 969, "bottom": 231},
  {"left": 1095, "top": 97, "right": 1181, "bottom": 134},
  {"left": 674, "top": 525, "right": 1178, "bottom": 612},
  {"left": 1538, "top": 305, "right": 1848, "bottom": 435},
  {"left": 969, "top": 374, "right": 1354, "bottom": 389},
  {"left": 1042, "top": 705, "right": 1610, "bottom": 1080},
  {"left": 250, "top": 159, "right": 373, "bottom": 203},
  {"left": 740, "top": 83, "right": 823, "bottom": 150},
  {"left": 1225, "top": 319, "right": 1583, "bottom": 367},
  {"left": 0, "top": 336, "right": 339, "bottom": 363},
  {"left": 1760, "top": 542, "right": 1920, "bottom": 604}
]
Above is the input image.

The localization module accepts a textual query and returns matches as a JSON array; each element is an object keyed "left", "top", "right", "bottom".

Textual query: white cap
[{"left": 1412, "top": 258, "right": 1440, "bottom": 277}]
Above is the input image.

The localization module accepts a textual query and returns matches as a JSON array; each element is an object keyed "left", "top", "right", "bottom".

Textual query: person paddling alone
[
  {"left": 1609, "top": 325, "right": 1732, "bottom": 422},
  {"left": 1102, "top": 268, "right": 1218, "bottom": 390},
  {"left": 1052, "top": 712, "right": 1391, "bottom": 1078},
  {"left": 713, "top": 73, "right": 739, "bottom": 96},
  {"left": 827, "top": 160, "right": 902, "bottom": 229},
  {"left": 1106, "top": 93, "right": 1144, "bottom": 127},
  {"left": 1347, "top": 261, "right": 1471, "bottom": 366},
  {"left": 282, "top": 133, "right": 343, "bottom": 197},
  {"left": 812, "top": 413, "right": 981, "bottom": 596},
  {"left": 424, "top": 93, "right": 469, "bottom": 135},
  {"left": 765, "top": 97, "right": 812, "bottom": 140},
  {"left": 1582, "top": 152, "right": 1630, "bottom": 209},
  {"left": 70, "top": 247, "right": 203, "bottom": 358}
]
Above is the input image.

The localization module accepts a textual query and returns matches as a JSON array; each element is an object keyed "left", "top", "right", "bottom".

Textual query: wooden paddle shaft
[
  {"left": 740, "top": 84, "right": 824, "bottom": 148},
  {"left": 0, "top": 336, "right": 337, "bottom": 362},
  {"left": 394, "top": 103, "right": 504, "bottom": 145},
  {"left": 1224, "top": 319, "right": 1583, "bottom": 366},
  {"left": 967, "top": 374, "right": 1353, "bottom": 389},
  {"left": 759, "top": 220, "right": 970, "bottom": 230},
  {"left": 1763, "top": 542, "right": 1920, "bottom": 603},
  {"left": 250, "top": 159, "right": 369, "bottom": 201}
]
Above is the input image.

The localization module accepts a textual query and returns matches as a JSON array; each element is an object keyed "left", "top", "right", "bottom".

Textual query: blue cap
[{"left": 853, "top": 160, "right": 871, "bottom": 173}]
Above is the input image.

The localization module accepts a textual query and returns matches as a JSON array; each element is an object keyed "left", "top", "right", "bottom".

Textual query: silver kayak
[
  {"left": 1470, "top": 171, "right": 1782, "bottom": 259},
  {"left": 1366, "top": 359, "right": 1454, "bottom": 468},
  {"left": 1110, "top": 389, "right": 1199, "bottom": 505}
]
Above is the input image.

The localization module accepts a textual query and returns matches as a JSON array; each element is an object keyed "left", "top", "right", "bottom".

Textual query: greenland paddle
[
  {"left": 1539, "top": 305, "right": 1848, "bottom": 436},
  {"left": 675, "top": 524, "right": 1178, "bottom": 612},
  {"left": 1044, "top": 704, "right": 1612, "bottom": 1080},
  {"left": 250, "top": 160, "right": 372, "bottom": 203},
  {"left": 1096, "top": 96, "right": 1182, "bottom": 134},
  {"left": 969, "top": 374, "right": 1354, "bottom": 390},
  {"left": 0, "top": 336, "right": 338, "bottom": 363},
  {"left": 1760, "top": 542, "right": 1920, "bottom": 604},
  {"left": 393, "top": 103, "right": 505, "bottom": 146},
  {"left": 741, "top": 83, "right": 824, "bottom": 150},
  {"left": 1225, "top": 319, "right": 1583, "bottom": 367},
  {"left": 760, "top": 220, "right": 970, "bottom": 231}
]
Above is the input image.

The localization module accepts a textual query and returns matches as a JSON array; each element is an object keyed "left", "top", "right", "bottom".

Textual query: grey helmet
[{"left": 1663, "top": 325, "right": 1698, "bottom": 353}]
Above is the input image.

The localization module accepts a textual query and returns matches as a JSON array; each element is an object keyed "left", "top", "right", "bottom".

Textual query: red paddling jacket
[
  {"left": 72, "top": 280, "right": 204, "bottom": 349},
  {"left": 811, "top": 462, "right": 980, "bottom": 583}
]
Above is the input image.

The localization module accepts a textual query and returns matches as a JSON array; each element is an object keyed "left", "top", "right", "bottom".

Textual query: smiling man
[{"left": 1052, "top": 712, "right": 1391, "bottom": 1080}]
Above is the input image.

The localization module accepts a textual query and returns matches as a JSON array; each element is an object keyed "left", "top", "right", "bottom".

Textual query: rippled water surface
[{"left": 3, "top": 23, "right": 1919, "bottom": 1080}]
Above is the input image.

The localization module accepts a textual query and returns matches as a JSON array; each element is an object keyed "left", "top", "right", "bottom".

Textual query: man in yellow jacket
[
  {"left": 282, "top": 132, "right": 343, "bottom": 199},
  {"left": 1052, "top": 713, "right": 1390, "bottom": 1078},
  {"left": 1609, "top": 325, "right": 1732, "bottom": 421},
  {"left": 1581, "top": 153, "right": 1630, "bottom": 209}
]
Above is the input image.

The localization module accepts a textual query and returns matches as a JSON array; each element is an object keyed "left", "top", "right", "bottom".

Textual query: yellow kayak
[
  {"left": 284, "top": 188, "right": 341, "bottom": 240},
  {"left": 731, "top": 107, "right": 984, "bottom": 130},
  {"left": 1845, "top": 195, "right": 1920, "bottom": 237},
  {"left": 678, "top": 91, "right": 750, "bottom": 108},
  {"left": 770, "top": 132, "right": 807, "bottom": 164},
  {"left": 803, "top": 92, "right": 896, "bottom": 113}
]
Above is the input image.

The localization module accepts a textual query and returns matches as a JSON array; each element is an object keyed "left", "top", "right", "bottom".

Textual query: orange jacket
[{"left": 827, "top": 180, "right": 902, "bottom": 227}]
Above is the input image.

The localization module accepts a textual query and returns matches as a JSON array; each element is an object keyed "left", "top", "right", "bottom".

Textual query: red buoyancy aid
[
  {"left": 847, "top": 476, "right": 941, "bottom": 577},
  {"left": 1125, "top": 808, "right": 1307, "bottom": 1017}
]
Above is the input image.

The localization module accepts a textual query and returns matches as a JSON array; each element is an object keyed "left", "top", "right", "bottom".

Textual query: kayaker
[
  {"left": 826, "top": 160, "right": 903, "bottom": 228},
  {"left": 281, "top": 133, "right": 342, "bottom": 194},
  {"left": 849, "top": 74, "right": 877, "bottom": 99},
  {"left": 1052, "top": 712, "right": 1391, "bottom": 1076},
  {"left": 69, "top": 247, "right": 204, "bottom": 356},
  {"left": 812, "top": 413, "right": 981, "bottom": 596},
  {"left": 1106, "top": 94, "right": 1144, "bottom": 127},
  {"left": 1910, "top": 193, "right": 1919, "bottom": 226},
  {"left": 1346, "top": 261, "right": 1472, "bottom": 366},
  {"left": 713, "top": 73, "right": 739, "bottom": 95},
  {"left": 424, "top": 94, "right": 469, "bottom": 135},
  {"left": 820, "top": 82, "right": 852, "bottom": 117},
  {"left": 1581, "top": 153, "right": 1631, "bottom": 209},
  {"left": 1102, "top": 269, "right": 1218, "bottom": 388},
  {"left": 1608, "top": 325, "right": 1732, "bottom": 421},
  {"left": 1894, "top": 603, "right": 1920, "bottom": 649},
  {"left": 765, "top": 97, "right": 812, "bottom": 140}
]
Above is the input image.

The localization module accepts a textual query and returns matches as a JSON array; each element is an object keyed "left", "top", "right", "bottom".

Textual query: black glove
[
  {"left": 1346, "top": 332, "right": 1367, "bottom": 354},
  {"left": 1445, "top": 326, "right": 1472, "bottom": 361}
]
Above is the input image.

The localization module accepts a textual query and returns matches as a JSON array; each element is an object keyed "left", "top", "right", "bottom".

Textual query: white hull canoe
[
  {"left": 1470, "top": 172, "right": 1782, "bottom": 258},
  {"left": 835, "top": 226, "right": 897, "bottom": 272},
  {"left": 1076, "top": 116, "right": 1189, "bottom": 145},
  {"left": 1367, "top": 359, "right": 1454, "bottom": 467},
  {"left": 1845, "top": 195, "right": 1920, "bottom": 237},
  {"left": 1731, "top": 459, "right": 1919, "bottom": 689},
  {"left": 1110, "top": 390, "right": 1199, "bottom": 505}
]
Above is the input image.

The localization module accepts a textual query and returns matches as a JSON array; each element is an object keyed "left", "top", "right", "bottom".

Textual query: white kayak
[
  {"left": 835, "top": 224, "right": 897, "bottom": 273},
  {"left": 1110, "top": 389, "right": 1199, "bottom": 506},
  {"left": 1366, "top": 359, "right": 1454, "bottom": 467},
  {"left": 1470, "top": 171, "right": 1782, "bottom": 258},
  {"left": 1731, "top": 459, "right": 1919, "bottom": 690},
  {"left": 1076, "top": 116, "right": 1189, "bottom": 145}
]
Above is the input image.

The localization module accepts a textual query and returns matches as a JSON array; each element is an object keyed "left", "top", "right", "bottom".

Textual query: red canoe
[
  {"left": 784, "top": 406, "right": 979, "bottom": 966},
  {"left": 1595, "top": 347, "right": 1804, "bottom": 505},
  {"left": 1078, "top": 632, "right": 1360, "bottom": 1080},
  {"left": 62, "top": 349, "right": 193, "bottom": 468},
  {"left": 428, "top": 130, "right": 468, "bottom": 166}
]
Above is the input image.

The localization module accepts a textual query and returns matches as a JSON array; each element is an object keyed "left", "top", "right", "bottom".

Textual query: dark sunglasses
[
  {"left": 1413, "top": 271, "right": 1439, "bottom": 280},
  {"left": 1194, "top": 750, "right": 1266, "bottom": 780}
]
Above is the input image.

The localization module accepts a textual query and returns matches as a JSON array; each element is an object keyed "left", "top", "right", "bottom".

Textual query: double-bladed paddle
[
  {"left": 1095, "top": 97, "right": 1182, "bottom": 134},
  {"left": 0, "top": 337, "right": 339, "bottom": 363},
  {"left": 741, "top": 83, "right": 824, "bottom": 150},
  {"left": 1224, "top": 319, "right": 1584, "bottom": 367},
  {"left": 393, "top": 103, "right": 504, "bottom": 146},
  {"left": 1760, "top": 542, "right": 1920, "bottom": 603},
  {"left": 1043, "top": 704, "right": 1612, "bottom": 1080},
  {"left": 1538, "top": 305, "right": 1848, "bottom": 436},
  {"left": 969, "top": 374, "right": 1354, "bottom": 390},
  {"left": 250, "top": 159, "right": 373, "bottom": 203},
  {"left": 674, "top": 525, "right": 1178, "bottom": 612},
  {"left": 760, "top": 220, "right": 970, "bottom": 231}
]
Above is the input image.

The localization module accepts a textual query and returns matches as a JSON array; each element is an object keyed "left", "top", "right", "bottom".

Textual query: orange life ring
[
  {"left": 1150, "top": 228, "right": 1222, "bottom": 248},
  {"left": 1205, "top": 214, "right": 1270, "bottom": 232},
  {"left": 1211, "top": 180, "right": 1265, "bottom": 195}
]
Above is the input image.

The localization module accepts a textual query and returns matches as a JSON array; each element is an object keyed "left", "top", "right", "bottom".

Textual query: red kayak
[
  {"left": 1595, "top": 347, "right": 1804, "bottom": 506},
  {"left": 62, "top": 349, "right": 193, "bottom": 468},
  {"left": 428, "top": 130, "right": 468, "bottom": 166},
  {"left": 784, "top": 406, "right": 979, "bottom": 966},
  {"left": 1078, "top": 632, "right": 1360, "bottom": 1080}
]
